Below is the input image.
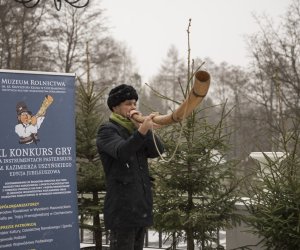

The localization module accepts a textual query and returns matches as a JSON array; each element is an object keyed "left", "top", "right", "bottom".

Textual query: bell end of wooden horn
[{"left": 195, "top": 71, "right": 210, "bottom": 83}]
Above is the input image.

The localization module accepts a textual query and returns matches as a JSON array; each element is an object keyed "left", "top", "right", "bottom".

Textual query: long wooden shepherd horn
[{"left": 131, "top": 70, "right": 210, "bottom": 125}]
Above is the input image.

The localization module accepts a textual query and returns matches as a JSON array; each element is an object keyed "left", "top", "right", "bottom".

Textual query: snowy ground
[
  {"left": 80, "top": 229, "right": 226, "bottom": 249},
  {"left": 146, "top": 230, "right": 226, "bottom": 249}
]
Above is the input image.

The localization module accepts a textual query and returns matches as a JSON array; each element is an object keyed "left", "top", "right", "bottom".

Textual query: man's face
[
  {"left": 19, "top": 112, "right": 32, "bottom": 124},
  {"left": 113, "top": 99, "right": 137, "bottom": 118}
]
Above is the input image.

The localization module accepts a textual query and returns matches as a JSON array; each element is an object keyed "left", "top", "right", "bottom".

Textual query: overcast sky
[{"left": 100, "top": 0, "right": 292, "bottom": 82}]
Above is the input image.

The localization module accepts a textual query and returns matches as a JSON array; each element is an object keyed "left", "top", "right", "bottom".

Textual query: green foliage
[
  {"left": 76, "top": 80, "right": 105, "bottom": 161},
  {"left": 76, "top": 76, "right": 106, "bottom": 249},
  {"left": 244, "top": 128, "right": 300, "bottom": 249},
  {"left": 77, "top": 161, "right": 105, "bottom": 193},
  {"left": 152, "top": 104, "right": 240, "bottom": 248},
  {"left": 76, "top": 77, "right": 106, "bottom": 191}
]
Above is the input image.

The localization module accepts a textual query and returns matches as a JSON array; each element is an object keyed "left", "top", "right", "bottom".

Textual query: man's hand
[
  {"left": 36, "top": 95, "right": 54, "bottom": 117},
  {"left": 30, "top": 116, "right": 37, "bottom": 125},
  {"left": 138, "top": 113, "right": 157, "bottom": 135},
  {"left": 149, "top": 112, "right": 163, "bottom": 129},
  {"left": 129, "top": 110, "right": 162, "bottom": 133},
  {"left": 128, "top": 110, "right": 142, "bottom": 128}
]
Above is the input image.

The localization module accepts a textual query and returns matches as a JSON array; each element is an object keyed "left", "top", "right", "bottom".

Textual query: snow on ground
[{"left": 80, "top": 229, "right": 226, "bottom": 249}]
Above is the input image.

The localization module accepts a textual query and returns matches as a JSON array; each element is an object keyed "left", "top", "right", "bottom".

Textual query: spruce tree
[
  {"left": 151, "top": 20, "right": 240, "bottom": 250},
  {"left": 76, "top": 44, "right": 106, "bottom": 250},
  {"left": 243, "top": 118, "right": 300, "bottom": 249},
  {"left": 152, "top": 102, "right": 239, "bottom": 250}
]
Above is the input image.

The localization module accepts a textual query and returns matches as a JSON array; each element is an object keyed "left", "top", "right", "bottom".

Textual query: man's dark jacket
[{"left": 96, "top": 120, "right": 164, "bottom": 229}]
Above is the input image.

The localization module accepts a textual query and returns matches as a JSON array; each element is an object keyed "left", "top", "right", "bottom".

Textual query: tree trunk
[
  {"left": 93, "top": 191, "right": 102, "bottom": 250},
  {"left": 186, "top": 227, "right": 194, "bottom": 250},
  {"left": 186, "top": 190, "right": 194, "bottom": 250},
  {"left": 172, "top": 232, "right": 176, "bottom": 250}
]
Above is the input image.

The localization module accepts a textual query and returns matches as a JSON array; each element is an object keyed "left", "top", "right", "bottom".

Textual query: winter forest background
[{"left": 1, "top": 0, "right": 300, "bottom": 249}]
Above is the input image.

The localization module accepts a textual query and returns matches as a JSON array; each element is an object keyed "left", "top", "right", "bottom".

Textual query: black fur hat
[
  {"left": 107, "top": 84, "right": 138, "bottom": 111},
  {"left": 16, "top": 101, "right": 32, "bottom": 115}
]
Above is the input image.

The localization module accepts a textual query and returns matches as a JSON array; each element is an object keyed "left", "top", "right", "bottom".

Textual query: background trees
[
  {"left": 239, "top": 1, "right": 300, "bottom": 248},
  {"left": 0, "top": 1, "right": 50, "bottom": 70},
  {"left": 245, "top": 0, "right": 300, "bottom": 148},
  {"left": 149, "top": 45, "right": 186, "bottom": 112}
]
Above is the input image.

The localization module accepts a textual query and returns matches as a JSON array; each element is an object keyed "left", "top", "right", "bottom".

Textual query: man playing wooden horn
[{"left": 96, "top": 84, "right": 164, "bottom": 250}]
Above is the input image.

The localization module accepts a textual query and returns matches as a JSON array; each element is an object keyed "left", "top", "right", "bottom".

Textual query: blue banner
[{"left": 0, "top": 70, "right": 80, "bottom": 250}]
